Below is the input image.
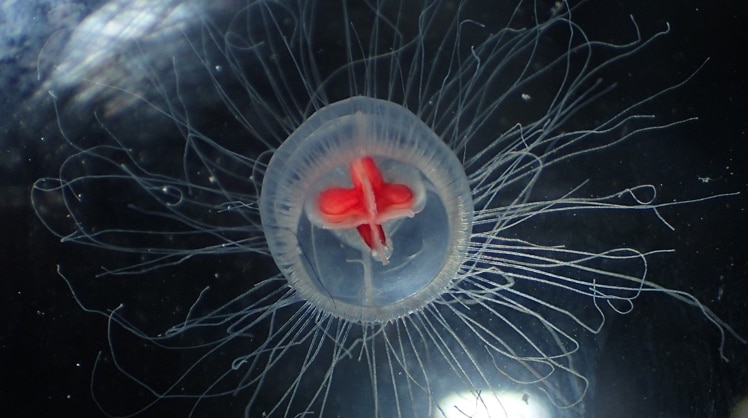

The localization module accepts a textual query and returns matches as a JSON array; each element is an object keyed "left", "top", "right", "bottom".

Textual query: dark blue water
[{"left": 1, "top": 1, "right": 746, "bottom": 417}]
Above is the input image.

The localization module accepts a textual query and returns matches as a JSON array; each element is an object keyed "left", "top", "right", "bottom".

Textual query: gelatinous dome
[{"left": 260, "top": 97, "right": 473, "bottom": 323}]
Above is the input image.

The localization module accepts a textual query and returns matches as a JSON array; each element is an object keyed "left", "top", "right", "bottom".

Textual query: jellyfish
[{"left": 31, "top": 0, "right": 742, "bottom": 417}]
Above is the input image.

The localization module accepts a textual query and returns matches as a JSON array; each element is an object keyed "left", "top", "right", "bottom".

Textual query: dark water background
[{"left": 1, "top": 0, "right": 747, "bottom": 417}]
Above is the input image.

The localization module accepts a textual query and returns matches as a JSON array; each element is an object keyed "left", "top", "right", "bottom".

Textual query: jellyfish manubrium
[{"left": 31, "top": 0, "right": 742, "bottom": 417}]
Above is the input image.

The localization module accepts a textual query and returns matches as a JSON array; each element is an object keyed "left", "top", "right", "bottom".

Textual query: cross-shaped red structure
[{"left": 316, "top": 156, "right": 418, "bottom": 264}]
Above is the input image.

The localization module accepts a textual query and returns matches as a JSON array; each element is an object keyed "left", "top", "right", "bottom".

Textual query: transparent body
[
  {"left": 30, "top": 0, "right": 742, "bottom": 417},
  {"left": 260, "top": 97, "right": 472, "bottom": 322}
]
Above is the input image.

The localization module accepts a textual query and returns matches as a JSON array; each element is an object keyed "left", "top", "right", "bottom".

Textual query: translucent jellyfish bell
[{"left": 260, "top": 97, "right": 473, "bottom": 323}]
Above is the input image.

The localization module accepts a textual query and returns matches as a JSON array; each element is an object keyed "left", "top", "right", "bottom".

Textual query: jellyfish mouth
[{"left": 316, "top": 156, "right": 420, "bottom": 264}]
